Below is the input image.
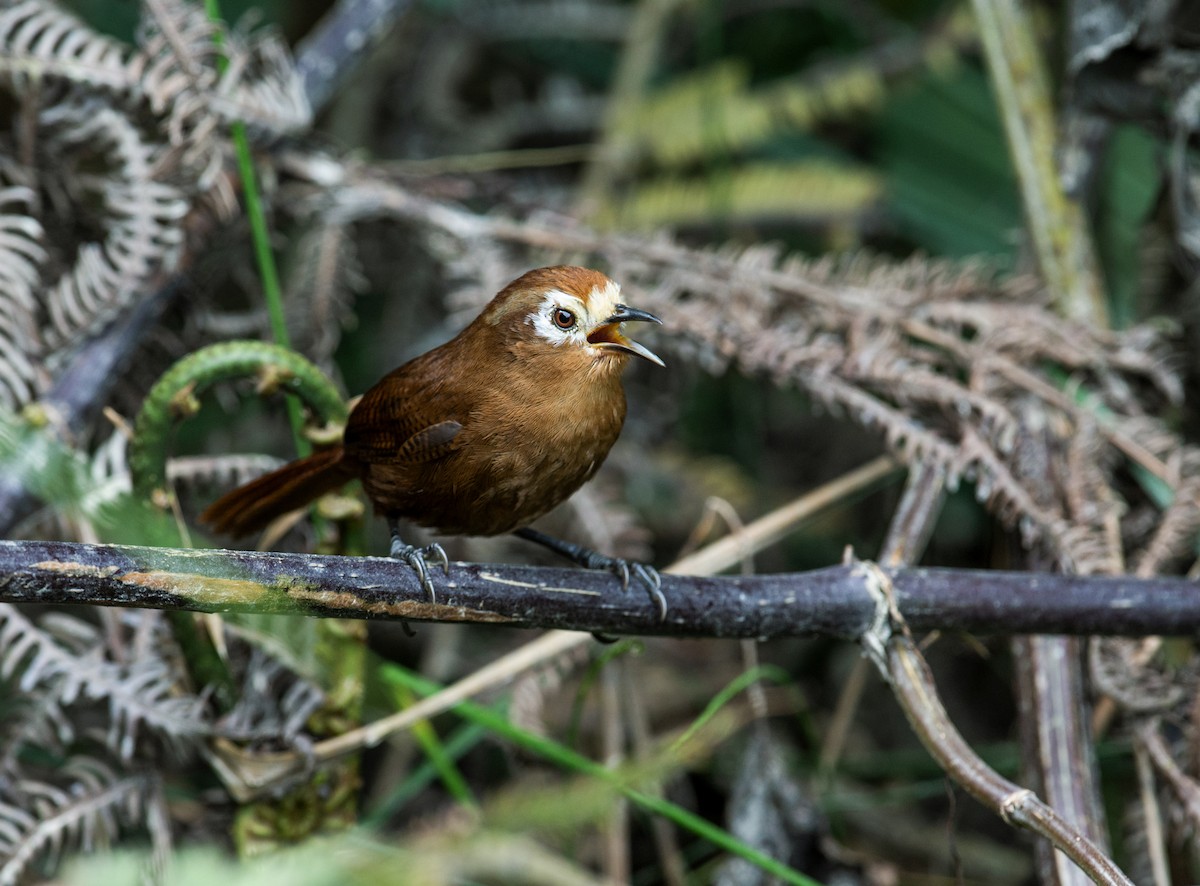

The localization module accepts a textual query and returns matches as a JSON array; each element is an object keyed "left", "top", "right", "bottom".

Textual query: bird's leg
[
  {"left": 388, "top": 517, "right": 451, "bottom": 604},
  {"left": 514, "top": 526, "right": 666, "bottom": 620}
]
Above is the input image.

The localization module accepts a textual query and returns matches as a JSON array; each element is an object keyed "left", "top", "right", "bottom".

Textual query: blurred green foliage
[{"left": 877, "top": 68, "right": 1023, "bottom": 261}]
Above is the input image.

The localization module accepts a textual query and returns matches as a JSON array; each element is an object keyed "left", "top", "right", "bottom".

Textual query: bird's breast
[{"left": 363, "top": 371, "right": 628, "bottom": 537}]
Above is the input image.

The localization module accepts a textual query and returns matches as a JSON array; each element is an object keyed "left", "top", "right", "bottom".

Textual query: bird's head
[{"left": 480, "top": 266, "right": 664, "bottom": 370}]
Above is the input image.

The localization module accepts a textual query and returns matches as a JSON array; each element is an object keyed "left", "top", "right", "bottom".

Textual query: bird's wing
[
  {"left": 394, "top": 419, "right": 463, "bottom": 462},
  {"left": 342, "top": 364, "right": 467, "bottom": 465}
]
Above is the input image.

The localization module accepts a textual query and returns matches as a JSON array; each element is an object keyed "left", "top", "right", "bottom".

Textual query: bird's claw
[
  {"left": 632, "top": 563, "right": 667, "bottom": 622},
  {"left": 598, "top": 557, "right": 666, "bottom": 622},
  {"left": 513, "top": 528, "right": 666, "bottom": 622},
  {"left": 389, "top": 538, "right": 450, "bottom": 603}
]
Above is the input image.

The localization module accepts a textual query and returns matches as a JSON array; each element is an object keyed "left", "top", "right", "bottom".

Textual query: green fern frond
[
  {"left": 619, "top": 10, "right": 974, "bottom": 167},
  {"left": 617, "top": 61, "right": 765, "bottom": 167},
  {"left": 596, "top": 162, "right": 883, "bottom": 229}
]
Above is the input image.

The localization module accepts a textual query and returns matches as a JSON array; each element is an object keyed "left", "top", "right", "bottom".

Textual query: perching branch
[{"left": 1, "top": 540, "right": 1197, "bottom": 638}]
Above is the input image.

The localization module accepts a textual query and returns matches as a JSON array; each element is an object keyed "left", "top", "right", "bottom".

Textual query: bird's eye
[{"left": 552, "top": 308, "right": 576, "bottom": 330}]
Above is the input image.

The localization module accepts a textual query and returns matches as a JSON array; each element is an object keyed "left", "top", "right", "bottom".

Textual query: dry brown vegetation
[{"left": 0, "top": 0, "right": 1197, "bottom": 883}]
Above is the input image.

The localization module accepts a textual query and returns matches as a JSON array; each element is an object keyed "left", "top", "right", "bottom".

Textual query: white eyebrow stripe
[
  {"left": 546, "top": 291, "right": 588, "bottom": 313},
  {"left": 527, "top": 291, "right": 588, "bottom": 347},
  {"left": 590, "top": 279, "right": 622, "bottom": 316}
]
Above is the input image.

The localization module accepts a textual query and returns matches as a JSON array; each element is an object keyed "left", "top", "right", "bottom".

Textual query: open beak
[{"left": 587, "top": 305, "right": 665, "bottom": 367}]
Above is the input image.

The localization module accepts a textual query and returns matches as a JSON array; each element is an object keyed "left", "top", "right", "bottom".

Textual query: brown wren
[{"left": 200, "top": 266, "right": 667, "bottom": 617}]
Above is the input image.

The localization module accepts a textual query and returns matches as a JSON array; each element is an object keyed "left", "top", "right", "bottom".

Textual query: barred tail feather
[{"left": 199, "top": 447, "right": 354, "bottom": 537}]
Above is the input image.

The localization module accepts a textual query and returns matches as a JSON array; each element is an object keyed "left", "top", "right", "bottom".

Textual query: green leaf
[
  {"left": 1096, "top": 124, "right": 1162, "bottom": 328},
  {"left": 877, "top": 68, "right": 1023, "bottom": 260}
]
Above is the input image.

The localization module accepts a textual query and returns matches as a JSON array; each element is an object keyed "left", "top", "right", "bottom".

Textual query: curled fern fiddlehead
[{"left": 129, "top": 340, "right": 348, "bottom": 505}]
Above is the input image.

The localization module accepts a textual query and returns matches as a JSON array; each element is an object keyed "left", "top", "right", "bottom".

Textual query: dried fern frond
[
  {"left": 332, "top": 180, "right": 1196, "bottom": 575},
  {"left": 0, "top": 0, "right": 310, "bottom": 384},
  {"left": 166, "top": 452, "right": 286, "bottom": 491},
  {"left": 213, "top": 24, "right": 310, "bottom": 138},
  {"left": 85, "top": 432, "right": 134, "bottom": 512},
  {"left": 284, "top": 222, "right": 365, "bottom": 366},
  {"left": 0, "top": 185, "right": 47, "bottom": 409},
  {"left": 603, "top": 244, "right": 1186, "bottom": 573},
  {"left": 0, "top": 605, "right": 207, "bottom": 759},
  {"left": 134, "top": 8, "right": 279, "bottom": 183},
  {"left": 217, "top": 648, "right": 323, "bottom": 745},
  {"left": 1062, "top": 419, "right": 1124, "bottom": 575},
  {"left": 0, "top": 1, "right": 308, "bottom": 173},
  {"left": 0, "top": 692, "right": 73, "bottom": 773},
  {"left": 38, "top": 97, "right": 188, "bottom": 353},
  {"left": 134, "top": 0, "right": 229, "bottom": 176},
  {"left": 0, "top": 186, "right": 45, "bottom": 312},
  {"left": 135, "top": 0, "right": 308, "bottom": 174},
  {"left": 0, "top": 759, "right": 167, "bottom": 886},
  {"left": 0, "top": 1, "right": 135, "bottom": 95},
  {"left": 1133, "top": 450, "right": 1200, "bottom": 577},
  {"left": 0, "top": 298, "right": 42, "bottom": 412}
]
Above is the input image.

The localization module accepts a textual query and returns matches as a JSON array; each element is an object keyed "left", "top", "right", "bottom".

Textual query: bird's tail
[{"left": 199, "top": 446, "right": 356, "bottom": 538}]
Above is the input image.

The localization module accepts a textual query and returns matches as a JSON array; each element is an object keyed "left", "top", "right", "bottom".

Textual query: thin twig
[
  {"left": 877, "top": 461, "right": 947, "bottom": 569},
  {"left": 669, "top": 455, "right": 899, "bottom": 576},
  {"left": 1139, "top": 721, "right": 1200, "bottom": 830},
  {"left": 315, "top": 630, "right": 585, "bottom": 763},
  {"left": 820, "top": 460, "right": 946, "bottom": 774},
  {"left": 1133, "top": 737, "right": 1171, "bottom": 886},
  {"left": 387, "top": 145, "right": 595, "bottom": 175},
  {"left": 859, "top": 560, "right": 1132, "bottom": 884},
  {"left": 882, "top": 631, "right": 1131, "bottom": 885}
]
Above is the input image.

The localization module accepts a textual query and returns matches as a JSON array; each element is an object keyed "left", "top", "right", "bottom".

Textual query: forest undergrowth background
[{"left": 0, "top": 0, "right": 1197, "bottom": 883}]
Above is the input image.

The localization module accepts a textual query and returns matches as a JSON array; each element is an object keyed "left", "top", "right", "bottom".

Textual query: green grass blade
[{"left": 381, "top": 664, "right": 825, "bottom": 886}]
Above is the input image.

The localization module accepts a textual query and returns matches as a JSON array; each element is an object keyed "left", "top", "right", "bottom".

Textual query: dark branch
[
  {"left": 1, "top": 540, "right": 1196, "bottom": 638},
  {"left": 294, "top": 0, "right": 416, "bottom": 113}
]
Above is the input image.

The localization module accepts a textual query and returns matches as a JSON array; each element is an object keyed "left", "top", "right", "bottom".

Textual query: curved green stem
[
  {"left": 129, "top": 341, "right": 346, "bottom": 715},
  {"left": 130, "top": 340, "right": 347, "bottom": 504}
]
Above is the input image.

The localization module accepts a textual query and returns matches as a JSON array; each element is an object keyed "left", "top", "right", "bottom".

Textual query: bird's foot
[
  {"left": 389, "top": 536, "right": 450, "bottom": 604},
  {"left": 586, "top": 553, "right": 666, "bottom": 622},
  {"left": 514, "top": 527, "right": 667, "bottom": 621}
]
